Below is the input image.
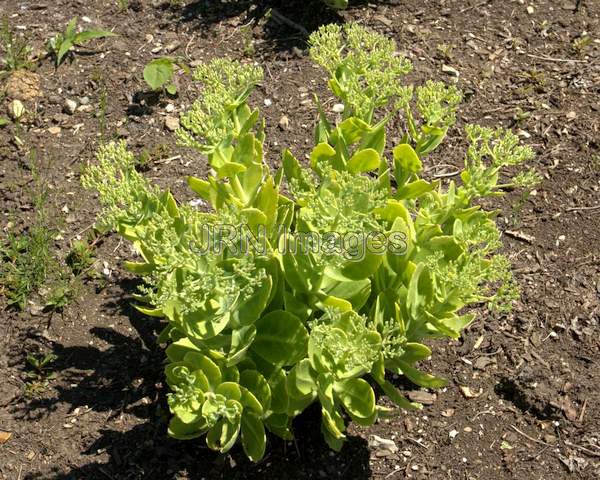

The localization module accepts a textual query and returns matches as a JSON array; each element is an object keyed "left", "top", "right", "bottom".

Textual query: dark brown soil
[{"left": 1, "top": 1, "right": 599, "bottom": 479}]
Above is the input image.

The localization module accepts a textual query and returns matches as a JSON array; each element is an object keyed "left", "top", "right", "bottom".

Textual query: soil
[{"left": 1, "top": 0, "right": 599, "bottom": 479}]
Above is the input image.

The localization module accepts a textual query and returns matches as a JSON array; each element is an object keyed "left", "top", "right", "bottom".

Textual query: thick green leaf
[
  {"left": 287, "top": 359, "right": 317, "bottom": 398},
  {"left": 168, "top": 416, "right": 208, "bottom": 440},
  {"left": 252, "top": 311, "right": 309, "bottom": 366},
  {"left": 395, "top": 359, "right": 448, "bottom": 388},
  {"left": 183, "top": 352, "right": 222, "bottom": 389},
  {"left": 400, "top": 343, "right": 432, "bottom": 363},
  {"left": 281, "top": 240, "right": 323, "bottom": 293},
  {"left": 396, "top": 179, "right": 435, "bottom": 200},
  {"left": 240, "top": 370, "right": 271, "bottom": 413},
  {"left": 73, "top": 29, "right": 116, "bottom": 45},
  {"left": 264, "top": 413, "right": 293, "bottom": 440},
  {"left": 310, "top": 142, "right": 336, "bottom": 172},
  {"left": 377, "top": 379, "right": 423, "bottom": 410},
  {"left": 337, "top": 117, "right": 370, "bottom": 145},
  {"left": 165, "top": 338, "right": 201, "bottom": 363},
  {"left": 241, "top": 412, "right": 266, "bottom": 462},
  {"left": 206, "top": 416, "right": 241, "bottom": 453},
  {"left": 334, "top": 378, "right": 376, "bottom": 423},
  {"left": 187, "top": 176, "right": 211, "bottom": 201},
  {"left": 346, "top": 148, "right": 380, "bottom": 173},
  {"left": 216, "top": 382, "right": 242, "bottom": 401},
  {"left": 393, "top": 143, "right": 422, "bottom": 188},
  {"left": 227, "top": 325, "right": 256, "bottom": 366}
]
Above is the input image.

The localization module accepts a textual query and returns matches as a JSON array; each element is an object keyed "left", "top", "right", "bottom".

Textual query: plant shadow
[
  {"left": 20, "top": 278, "right": 372, "bottom": 479},
  {"left": 174, "top": 0, "right": 353, "bottom": 53}
]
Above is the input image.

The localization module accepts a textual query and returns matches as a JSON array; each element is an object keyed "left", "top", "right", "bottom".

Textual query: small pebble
[
  {"left": 278, "top": 115, "right": 290, "bottom": 130},
  {"left": 165, "top": 115, "right": 180, "bottom": 131}
]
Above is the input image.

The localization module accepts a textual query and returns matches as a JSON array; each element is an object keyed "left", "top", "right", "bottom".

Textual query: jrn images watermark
[{"left": 190, "top": 224, "right": 408, "bottom": 261}]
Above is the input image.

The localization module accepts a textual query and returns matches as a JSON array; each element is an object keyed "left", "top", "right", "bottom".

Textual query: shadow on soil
[
  {"left": 174, "top": 0, "right": 390, "bottom": 51},
  {"left": 22, "top": 279, "right": 372, "bottom": 479}
]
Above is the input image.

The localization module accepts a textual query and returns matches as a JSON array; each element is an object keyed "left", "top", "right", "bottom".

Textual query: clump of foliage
[
  {"left": 1, "top": 159, "right": 95, "bottom": 312},
  {"left": 0, "top": 222, "right": 54, "bottom": 309},
  {"left": 47, "top": 17, "right": 116, "bottom": 67},
  {"left": 83, "top": 24, "right": 537, "bottom": 461},
  {"left": 0, "top": 165, "right": 54, "bottom": 310},
  {"left": 0, "top": 17, "right": 32, "bottom": 77}
]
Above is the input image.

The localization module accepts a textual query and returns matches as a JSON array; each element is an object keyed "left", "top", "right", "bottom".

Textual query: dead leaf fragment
[
  {"left": 407, "top": 390, "right": 437, "bottom": 405},
  {"left": 459, "top": 386, "right": 483, "bottom": 398},
  {"left": 561, "top": 395, "right": 578, "bottom": 422},
  {"left": 442, "top": 64, "right": 460, "bottom": 77},
  {"left": 0, "top": 431, "right": 12, "bottom": 444},
  {"left": 278, "top": 115, "right": 289, "bottom": 131},
  {"left": 369, "top": 434, "right": 398, "bottom": 456}
]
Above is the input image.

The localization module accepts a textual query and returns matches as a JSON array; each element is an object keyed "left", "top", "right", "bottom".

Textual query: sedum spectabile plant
[{"left": 82, "top": 23, "right": 538, "bottom": 461}]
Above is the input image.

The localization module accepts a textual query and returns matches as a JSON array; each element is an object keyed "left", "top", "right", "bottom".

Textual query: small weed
[
  {"left": 66, "top": 238, "right": 97, "bottom": 275},
  {"left": 520, "top": 68, "right": 546, "bottom": 86},
  {"left": 25, "top": 352, "right": 57, "bottom": 397},
  {"left": 135, "top": 143, "right": 172, "bottom": 171},
  {"left": 512, "top": 107, "right": 531, "bottom": 126},
  {"left": 240, "top": 25, "right": 256, "bottom": 58},
  {"left": 0, "top": 225, "right": 53, "bottom": 309},
  {"left": 572, "top": 34, "right": 592, "bottom": 55},
  {"left": 117, "top": 0, "right": 129, "bottom": 11},
  {"left": 47, "top": 17, "right": 116, "bottom": 67},
  {"left": 0, "top": 155, "right": 54, "bottom": 310},
  {"left": 97, "top": 88, "right": 108, "bottom": 140},
  {"left": 510, "top": 189, "right": 534, "bottom": 227},
  {"left": 0, "top": 17, "right": 32, "bottom": 77},
  {"left": 0, "top": 152, "right": 88, "bottom": 313},
  {"left": 44, "top": 276, "right": 81, "bottom": 313},
  {"left": 135, "top": 149, "right": 153, "bottom": 171},
  {"left": 436, "top": 43, "right": 455, "bottom": 60},
  {"left": 143, "top": 57, "right": 188, "bottom": 95}
]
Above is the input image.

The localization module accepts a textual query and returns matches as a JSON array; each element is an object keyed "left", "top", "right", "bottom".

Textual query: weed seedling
[
  {"left": 572, "top": 34, "right": 592, "bottom": 55},
  {"left": 25, "top": 352, "right": 57, "bottom": 397},
  {"left": 47, "top": 17, "right": 116, "bottom": 67},
  {"left": 66, "top": 238, "right": 97, "bottom": 276},
  {"left": 0, "top": 156, "right": 54, "bottom": 310},
  {"left": 0, "top": 17, "right": 32, "bottom": 77},
  {"left": 143, "top": 57, "right": 188, "bottom": 95}
]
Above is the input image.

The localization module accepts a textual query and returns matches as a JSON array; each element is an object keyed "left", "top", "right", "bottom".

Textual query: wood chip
[
  {"left": 0, "top": 431, "right": 12, "bottom": 444},
  {"left": 407, "top": 390, "right": 437, "bottom": 405},
  {"left": 459, "top": 386, "right": 483, "bottom": 398},
  {"left": 165, "top": 116, "right": 180, "bottom": 131},
  {"left": 442, "top": 64, "right": 460, "bottom": 77},
  {"left": 504, "top": 229, "right": 535, "bottom": 244},
  {"left": 473, "top": 335, "right": 485, "bottom": 349}
]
